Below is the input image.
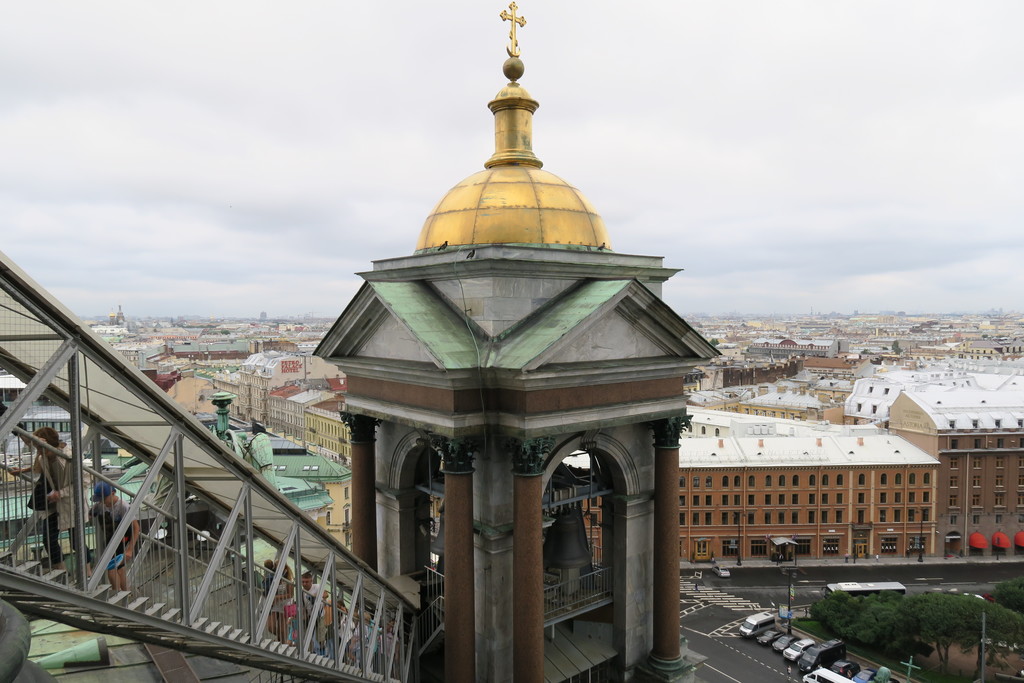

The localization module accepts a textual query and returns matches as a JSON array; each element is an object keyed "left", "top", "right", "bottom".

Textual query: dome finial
[{"left": 499, "top": 2, "right": 526, "bottom": 58}]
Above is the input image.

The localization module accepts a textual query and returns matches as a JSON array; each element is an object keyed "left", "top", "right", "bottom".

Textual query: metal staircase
[{"left": 0, "top": 251, "right": 419, "bottom": 681}]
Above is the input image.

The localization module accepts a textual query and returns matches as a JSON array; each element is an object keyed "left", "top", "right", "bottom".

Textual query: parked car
[
  {"left": 756, "top": 629, "right": 783, "bottom": 646},
  {"left": 798, "top": 639, "right": 847, "bottom": 674},
  {"left": 712, "top": 565, "right": 731, "bottom": 578},
  {"left": 852, "top": 669, "right": 876, "bottom": 682},
  {"left": 829, "top": 659, "right": 861, "bottom": 678},
  {"left": 772, "top": 634, "right": 796, "bottom": 653},
  {"left": 783, "top": 637, "right": 817, "bottom": 661}
]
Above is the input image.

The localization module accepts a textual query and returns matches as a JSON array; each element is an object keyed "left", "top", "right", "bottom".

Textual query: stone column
[
  {"left": 435, "top": 436, "right": 477, "bottom": 683},
  {"left": 647, "top": 416, "right": 686, "bottom": 673},
  {"left": 511, "top": 437, "right": 553, "bottom": 683},
  {"left": 342, "top": 412, "right": 380, "bottom": 570}
]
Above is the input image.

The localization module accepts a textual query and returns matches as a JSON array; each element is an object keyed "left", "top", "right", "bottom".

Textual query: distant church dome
[{"left": 415, "top": 57, "right": 611, "bottom": 253}]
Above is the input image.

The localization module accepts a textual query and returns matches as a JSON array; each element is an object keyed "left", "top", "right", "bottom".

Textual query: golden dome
[
  {"left": 415, "top": 166, "right": 610, "bottom": 252},
  {"left": 414, "top": 55, "right": 611, "bottom": 253}
]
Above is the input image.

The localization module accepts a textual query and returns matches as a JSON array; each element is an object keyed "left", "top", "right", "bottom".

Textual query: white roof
[{"left": 679, "top": 432, "right": 936, "bottom": 468}]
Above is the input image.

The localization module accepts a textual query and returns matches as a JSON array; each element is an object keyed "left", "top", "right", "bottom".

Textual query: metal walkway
[{"left": 0, "top": 251, "right": 418, "bottom": 681}]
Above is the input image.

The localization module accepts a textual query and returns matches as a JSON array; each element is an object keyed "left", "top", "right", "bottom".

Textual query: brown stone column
[
  {"left": 342, "top": 413, "right": 380, "bottom": 570},
  {"left": 650, "top": 417, "right": 685, "bottom": 666},
  {"left": 436, "top": 437, "right": 477, "bottom": 683},
  {"left": 512, "top": 437, "right": 553, "bottom": 683}
]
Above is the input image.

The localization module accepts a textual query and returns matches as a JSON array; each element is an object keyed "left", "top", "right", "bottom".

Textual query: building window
[
  {"left": 974, "top": 438, "right": 982, "bottom": 449},
  {"left": 951, "top": 457, "right": 959, "bottom": 469},
  {"left": 924, "top": 473, "right": 931, "bottom": 484},
  {"left": 809, "top": 475, "right": 816, "bottom": 486},
  {"left": 706, "top": 475, "right": 713, "bottom": 488},
  {"left": 765, "top": 494, "right": 772, "bottom": 505},
  {"left": 858, "top": 492, "right": 865, "bottom": 504},
  {"left": 765, "top": 475, "right": 773, "bottom": 487},
  {"left": 791, "top": 511, "right": 799, "bottom": 524},
  {"left": 693, "top": 476, "right": 700, "bottom": 488},
  {"left": 894, "top": 492, "right": 902, "bottom": 503},
  {"left": 750, "top": 539, "right": 767, "bottom": 557},
  {"left": 973, "top": 475, "right": 982, "bottom": 488},
  {"left": 951, "top": 439, "right": 959, "bottom": 450},
  {"left": 996, "top": 457, "right": 1004, "bottom": 468},
  {"left": 822, "top": 537, "right": 840, "bottom": 555},
  {"left": 733, "top": 475, "right": 741, "bottom": 487},
  {"left": 894, "top": 508, "right": 902, "bottom": 522},
  {"left": 780, "top": 475, "right": 788, "bottom": 487},
  {"left": 778, "top": 511, "right": 785, "bottom": 524},
  {"left": 837, "top": 474, "right": 844, "bottom": 486},
  {"left": 748, "top": 475, "right": 755, "bottom": 487},
  {"left": 835, "top": 510, "right": 843, "bottom": 523},
  {"left": 909, "top": 473, "right": 916, "bottom": 485},
  {"left": 949, "top": 494, "right": 959, "bottom": 508},
  {"left": 996, "top": 475, "right": 1005, "bottom": 488},
  {"left": 747, "top": 494, "right": 755, "bottom": 505},
  {"left": 809, "top": 493, "right": 816, "bottom": 505},
  {"left": 822, "top": 474, "right": 830, "bottom": 486},
  {"left": 808, "top": 510, "right": 816, "bottom": 523},
  {"left": 705, "top": 495, "right": 712, "bottom": 506},
  {"left": 679, "top": 496, "right": 686, "bottom": 506},
  {"left": 821, "top": 510, "right": 829, "bottom": 523},
  {"left": 881, "top": 536, "right": 898, "bottom": 554},
  {"left": 679, "top": 477, "right": 687, "bottom": 488},
  {"left": 972, "top": 494, "right": 981, "bottom": 507},
  {"left": 692, "top": 512, "right": 700, "bottom": 525},
  {"left": 722, "top": 475, "right": 730, "bottom": 487},
  {"left": 721, "top": 494, "right": 729, "bottom": 505},
  {"left": 822, "top": 493, "right": 829, "bottom": 504},
  {"left": 950, "top": 476, "right": 959, "bottom": 488},
  {"left": 857, "top": 509, "right": 866, "bottom": 523},
  {"left": 733, "top": 494, "right": 740, "bottom": 505},
  {"left": 858, "top": 473, "right": 866, "bottom": 486},
  {"left": 879, "top": 509, "right": 887, "bottom": 523},
  {"left": 714, "top": 428, "right": 720, "bottom": 437},
  {"left": 880, "top": 473, "right": 888, "bottom": 486},
  {"left": 974, "top": 459, "right": 982, "bottom": 469},
  {"left": 909, "top": 491, "right": 916, "bottom": 503},
  {"left": 995, "top": 493, "right": 1005, "bottom": 507},
  {"left": 950, "top": 514, "right": 958, "bottom": 524},
  {"left": 973, "top": 514, "right": 980, "bottom": 525},
  {"left": 998, "top": 438, "right": 1005, "bottom": 448},
  {"left": 996, "top": 513, "right": 1003, "bottom": 523},
  {"left": 705, "top": 512, "right": 712, "bottom": 525},
  {"left": 880, "top": 492, "right": 888, "bottom": 503},
  {"left": 763, "top": 512, "right": 771, "bottom": 524},
  {"left": 791, "top": 494, "right": 799, "bottom": 505},
  {"left": 679, "top": 513, "right": 686, "bottom": 525},
  {"left": 721, "top": 512, "right": 729, "bottom": 525}
]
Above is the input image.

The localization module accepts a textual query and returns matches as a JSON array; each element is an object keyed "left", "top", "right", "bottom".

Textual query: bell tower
[{"left": 317, "top": 5, "right": 717, "bottom": 680}]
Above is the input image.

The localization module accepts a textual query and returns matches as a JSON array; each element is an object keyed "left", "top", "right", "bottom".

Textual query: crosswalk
[{"left": 679, "top": 578, "right": 766, "bottom": 614}]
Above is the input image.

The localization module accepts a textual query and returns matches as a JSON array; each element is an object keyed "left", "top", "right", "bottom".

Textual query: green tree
[
  {"left": 958, "top": 599, "right": 1024, "bottom": 677},
  {"left": 891, "top": 340, "right": 902, "bottom": 354},
  {"left": 994, "top": 576, "right": 1024, "bottom": 613},
  {"left": 900, "top": 593, "right": 975, "bottom": 672}
]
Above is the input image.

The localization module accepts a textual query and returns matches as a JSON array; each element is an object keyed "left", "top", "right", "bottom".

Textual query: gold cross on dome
[{"left": 500, "top": 2, "right": 527, "bottom": 58}]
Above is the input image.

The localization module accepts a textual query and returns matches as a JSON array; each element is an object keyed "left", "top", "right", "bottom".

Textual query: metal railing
[{"left": 0, "top": 251, "right": 419, "bottom": 682}]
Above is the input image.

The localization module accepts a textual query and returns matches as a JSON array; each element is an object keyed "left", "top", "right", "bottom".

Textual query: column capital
[
  {"left": 432, "top": 435, "right": 478, "bottom": 474},
  {"left": 341, "top": 412, "right": 381, "bottom": 443},
  {"left": 647, "top": 414, "right": 690, "bottom": 449},
  {"left": 509, "top": 436, "right": 554, "bottom": 477}
]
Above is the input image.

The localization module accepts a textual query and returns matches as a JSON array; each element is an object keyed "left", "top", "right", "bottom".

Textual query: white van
[
  {"left": 738, "top": 611, "right": 776, "bottom": 638},
  {"left": 802, "top": 667, "right": 852, "bottom": 683}
]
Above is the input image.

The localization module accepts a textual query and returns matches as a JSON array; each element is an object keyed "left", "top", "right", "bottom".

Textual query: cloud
[{"left": 1, "top": 1, "right": 1023, "bottom": 317}]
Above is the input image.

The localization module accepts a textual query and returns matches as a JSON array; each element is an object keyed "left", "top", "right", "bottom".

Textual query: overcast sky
[{"left": 2, "top": 1, "right": 1022, "bottom": 319}]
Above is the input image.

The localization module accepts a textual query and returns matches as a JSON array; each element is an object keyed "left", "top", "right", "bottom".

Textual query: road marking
[{"left": 700, "top": 663, "right": 744, "bottom": 682}]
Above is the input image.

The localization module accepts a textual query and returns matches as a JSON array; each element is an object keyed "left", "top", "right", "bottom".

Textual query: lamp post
[
  {"left": 781, "top": 567, "right": 798, "bottom": 635},
  {"left": 918, "top": 507, "right": 925, "bottom": 563},
  {"left": 735, "top": 511, "right": 742, "bottom": 566}
]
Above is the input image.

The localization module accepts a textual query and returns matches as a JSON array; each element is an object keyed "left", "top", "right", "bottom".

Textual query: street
[{"left": 679, "top": 559, "right": 1024, "bottom": 682}]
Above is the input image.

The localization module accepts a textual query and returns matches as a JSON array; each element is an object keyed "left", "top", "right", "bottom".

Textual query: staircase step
[
  {"left": 161, "top": 607, "right": 181, "bottom": 621},
  {"left": 127, "top": 596, "right": 149, "bottom": 611},
  {"left": 145, "top": 602, "right": 166, "bottom": 616},
  {"left": 108, "top": 591, "right": 131, "bottom": 605},
  {"left": 193, "top": 616, "right": 208, "bottom": 630},
  {"left": 41, "top": 568, "right": 66, "bottom": 583},
  {"left": 226, "top": 628, "right": 243, "bottom": 641},
  {"left": 204, "top": 621, "right": 221, "bottom": 634}
]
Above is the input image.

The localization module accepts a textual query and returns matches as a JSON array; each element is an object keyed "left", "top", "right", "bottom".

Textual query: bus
[{"left": 822, "top": 581, "right": 907, "bottom": 597}]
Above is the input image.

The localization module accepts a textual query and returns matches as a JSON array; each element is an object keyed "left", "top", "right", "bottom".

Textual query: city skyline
[{"left": 3, "top": 2, "right": 1023, "bottom": 317}]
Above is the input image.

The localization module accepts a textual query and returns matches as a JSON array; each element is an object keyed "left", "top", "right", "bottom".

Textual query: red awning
[
  {"left": 969, "top": 532, "right": 988, "bottom": 549},
  {"left": 992, "top": 532, "right": 1011, "bottom": 549},
  {"left": 1015, "top": 531, "right": 1024, "bottom": 548}
]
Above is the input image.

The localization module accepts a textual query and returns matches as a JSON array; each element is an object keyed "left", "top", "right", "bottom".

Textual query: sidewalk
[{"left": 682, "top": 552, "right": 1023, "bottom": 570}]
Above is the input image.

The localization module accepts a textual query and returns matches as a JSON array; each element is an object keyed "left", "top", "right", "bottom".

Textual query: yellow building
[{"left": 304, "top": 399, "right": 352, "bottom": 462}]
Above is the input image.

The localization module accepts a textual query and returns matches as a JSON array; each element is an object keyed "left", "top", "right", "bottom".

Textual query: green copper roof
[
  {"left": 274, "top": 454, "right": 351, "bottom": 481},
  {"left": 370, "top": 281, "right": 481, "bottom": 369},
  {"left": 489, "top": 280, "right": 631, "bottom": 369}
]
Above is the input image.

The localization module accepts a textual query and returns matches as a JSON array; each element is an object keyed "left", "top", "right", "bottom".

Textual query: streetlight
[
  {"left": 918, "top": 507, "right": 925, "bottom": 563},
  {"left": 735, "top": 511, "right": 742, "bottom": 566},
  {"left": 781, "top": 567, "right": 799, "bottom": 635}
]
